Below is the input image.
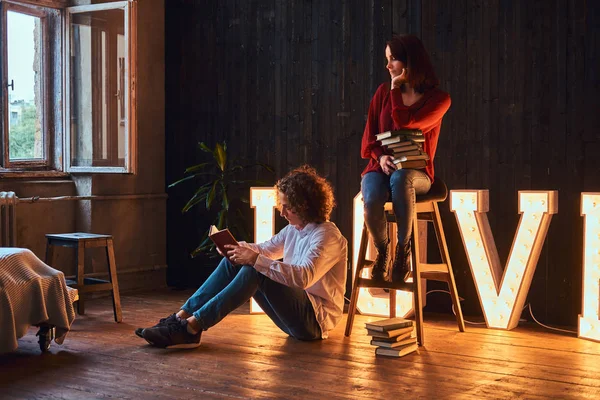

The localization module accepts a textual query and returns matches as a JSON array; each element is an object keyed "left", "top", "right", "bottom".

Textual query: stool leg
[
  {"left": 106, "top": 239, "right": 123, "bottom": 322},
  {"left": 44, "top": 241, "right": 54, "bottom": 266},
  {"left": 412, "top": 214, "right": 424, "bottom": 346},
  {"left": 345, "top": 224, "right": 369, "bottom": 337},
  {"left": 433, "top": 203, "right": 465, "bottom": 332},
  {"left": 76, "top": 242, "right": 85, "bottom": 315}
]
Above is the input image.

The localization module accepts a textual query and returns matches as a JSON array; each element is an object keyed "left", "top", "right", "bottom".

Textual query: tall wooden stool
[
  {"left": 345, "top": 179, "right": 465, "bottom": 345},
  {"left": 45, "top": 233, "right": 122, "bottom": 322}
]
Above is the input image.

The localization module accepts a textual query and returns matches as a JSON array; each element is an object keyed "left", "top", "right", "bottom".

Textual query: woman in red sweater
[{"left": 360, "top": 34, "right": 451, "bottom": 283}]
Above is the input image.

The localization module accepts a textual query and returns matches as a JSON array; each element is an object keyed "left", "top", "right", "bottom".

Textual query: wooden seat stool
[
  {"left": 345, "top": 178, "right": 465, "bottom": 345},
  {"left": 45, "top": 233, "right": 122, "bottom": 322}
]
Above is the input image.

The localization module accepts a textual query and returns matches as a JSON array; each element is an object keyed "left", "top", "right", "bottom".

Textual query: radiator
[{"left": 0, "top": 192, "right": 17, "bottom": 247}]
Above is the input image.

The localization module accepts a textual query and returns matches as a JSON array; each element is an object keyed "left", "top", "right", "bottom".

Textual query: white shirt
[{"left": 243, "top": 221, "right": 347, "bottom": 338}]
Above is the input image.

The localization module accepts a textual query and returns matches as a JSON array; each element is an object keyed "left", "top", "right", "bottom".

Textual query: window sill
[{"left": 0, "top": 169, "right": 70, "bottom": 180}]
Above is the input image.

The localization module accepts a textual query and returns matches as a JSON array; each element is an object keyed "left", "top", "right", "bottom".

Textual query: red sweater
[{"left": 360, "top": 83, "right": 451, "bottom": 182}]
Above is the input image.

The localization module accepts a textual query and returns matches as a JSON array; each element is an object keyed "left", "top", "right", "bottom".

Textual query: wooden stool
[
  {"left": 45, "top": 233, "right": 122, "bottom": 322},
  {"left": 345, "top": 179, "right": 465, "bottom": 345}
]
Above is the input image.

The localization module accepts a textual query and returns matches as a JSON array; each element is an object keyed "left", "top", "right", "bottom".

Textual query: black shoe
[
  {"left": 142, "top": 319, "right": 202, "bottom": 349},
  {"left": 134, "top": 313, "right": 179, "bottom": 338},
  {"left": 391, "top": 242, "right": 412, "bottom": 283},
  {"left": 371, "top": 241, "right": 391, "bottom": 283}
]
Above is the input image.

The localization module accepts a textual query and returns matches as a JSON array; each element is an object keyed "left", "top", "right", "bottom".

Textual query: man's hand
[
  {"left": 379, "top": 154, "right": 396, "bottom": 175},
  {"left": 224, "top": 244, "right": 259, "bottom": 266}
]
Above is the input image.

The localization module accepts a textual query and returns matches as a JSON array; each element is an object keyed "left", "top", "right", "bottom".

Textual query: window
[
  {"left": 1, "top": 1, "right": 52, "bottom": 168},
  {"left": 0, "top": 0, "right": 136, "bottom": 174},
  {"left": 65, "top": 1, "right": 137, "bottom": 173}
]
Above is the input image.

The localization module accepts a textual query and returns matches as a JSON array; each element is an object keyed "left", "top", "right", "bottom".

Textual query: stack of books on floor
[
  {"left": 376, "top": 129, "right": 429, "bottom": 170},
  {"left": 366, "top": 317, "right": 418, "bottom": 358}
]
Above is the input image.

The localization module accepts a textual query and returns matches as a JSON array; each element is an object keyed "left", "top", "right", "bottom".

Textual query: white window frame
[
  {"left": 0, "top": 0, "right": 50, "bottom": 169},
  {"left": 64, "top": 0, "right": 137, "bottom": 174}
]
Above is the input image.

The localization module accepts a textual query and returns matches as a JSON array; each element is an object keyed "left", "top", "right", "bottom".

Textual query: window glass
[
  {"left": 7, "top": 10, "right": 44, "bottom": 161},
  {"left": 69, "top": 8, "right": 126, "bottom": 168}
]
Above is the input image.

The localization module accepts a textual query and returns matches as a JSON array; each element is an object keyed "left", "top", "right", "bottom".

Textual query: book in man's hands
[
  {"left": 365, "top": 317, "right": 414, "bottom": 332},
  {"left": 208, "top": 225, "right": 239, "bottom": 259},
  {"left": 375, "top": 342, "right": 418, "bottom": 358}
]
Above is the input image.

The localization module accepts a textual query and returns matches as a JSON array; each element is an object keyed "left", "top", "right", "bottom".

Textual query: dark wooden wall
[{"left": 165, "top": 0, "right": 600, "bottom": 326}]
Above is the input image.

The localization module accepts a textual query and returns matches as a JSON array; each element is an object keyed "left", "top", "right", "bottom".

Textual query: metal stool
[
  {"left": 45, "top": 232, "right": 122, "bottom": 322},
  {"left": 345, "top": 179, "right": 464, "bottom": 345}
]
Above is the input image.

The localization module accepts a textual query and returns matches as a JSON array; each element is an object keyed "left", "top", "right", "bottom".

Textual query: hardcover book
[
  {"left": 375, "top": 129, "right": 423, "bottom": 141},
  {"left": 366, "top": 325, "right": 414, "bottom": 338},
  {"left": 371, "top": 335, "right": 416, "bottom": 348},
  {"left": 209, "top": 225, "right": 239, "bottom": 259},
  {"left": 368, "top": 328, "right": 416, "bottom": 343},
  {"left": 375, "top": 342, "right": 418, "bottom": 358},
  {"left": 391, "top": 159, "right": 428, "bottom": 170},
  {"left": 365, "top": 317, "right": 414, "bottom": 332}
]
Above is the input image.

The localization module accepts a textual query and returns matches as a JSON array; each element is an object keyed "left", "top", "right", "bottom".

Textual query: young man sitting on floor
[{"left": 136, "top": 165, "right": 348, "bottom": 348}]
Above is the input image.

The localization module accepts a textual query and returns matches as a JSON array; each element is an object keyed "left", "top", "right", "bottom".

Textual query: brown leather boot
[
  {"left": 391, "top": 242, "right": 412, "bottom": 283},
  {"left": 371, "top": 241, "right": 391, "bottom": 283}
]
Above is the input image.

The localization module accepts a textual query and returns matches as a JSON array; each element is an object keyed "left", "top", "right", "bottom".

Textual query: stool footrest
[
  {"left": 420, "top": 263, "right": 450, "bottom": 273},
  {"left": 66, "top": 277, "right": 113, "bottom": 293},
  {"left": 421, "top": 271, "right": 451, "bottom": 282},
  {"left": 356, "top": 277, "right": 412, "bottom": 291}
]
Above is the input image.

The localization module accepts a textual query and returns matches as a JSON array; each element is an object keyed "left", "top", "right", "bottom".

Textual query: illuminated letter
[
  {"left": 450, "top": 190, "right": 558, "bottom": 330},
  {"left": 249, "top": 187, "right": 277, "bottom": 314},
  {"left": 579, "top": 193, "right": 600, "bottom": 342}
]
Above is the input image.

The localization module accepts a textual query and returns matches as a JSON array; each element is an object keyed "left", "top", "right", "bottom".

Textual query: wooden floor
[{"left": 1, "top": 289, "right": 600, "bottom": 399}]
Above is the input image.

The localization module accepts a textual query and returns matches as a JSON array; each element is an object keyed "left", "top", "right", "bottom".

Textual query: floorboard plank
[{"left": 1, "top": 289, "right": 599, "bottom": 399}]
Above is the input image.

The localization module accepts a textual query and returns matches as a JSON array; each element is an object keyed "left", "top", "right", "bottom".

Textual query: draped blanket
[{"left": 0, "top": 248, "right": 77, "bottom": 353}]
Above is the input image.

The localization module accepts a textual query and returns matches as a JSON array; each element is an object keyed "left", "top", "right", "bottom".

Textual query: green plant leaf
[
  {"left": 217, "top": 209, "right": 226, "bottom": 229},
  {"left": 206, "top": 180, "right": 219, "bottom": 209},
  {"left": 198, "top": 142, "right": 212, "bottom": 153},
  {"left": 215, "top": 142, "right": 227, "bottom": 171},
  {"left": 184, "top": 163, "right": 212, "bottom": 174},
  {"left": 242, "top": 162, "right": 275, "bottom": 173},
  {"left": 191, "top": 243, "right": 213, "bottom": 258},
  {"left": 182, "top": 193, "right": 208, "bottom": 213},
  {"left": 222, "top": 190, "right": 229, "bottom": 210},
  {"left": 168, "top": 175, "right": 196, "bottom": 188}
]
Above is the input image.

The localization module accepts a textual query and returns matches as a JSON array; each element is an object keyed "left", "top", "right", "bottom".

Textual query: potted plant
[{"left": 169, "top": 141, "right": 274, "bottom": 257}]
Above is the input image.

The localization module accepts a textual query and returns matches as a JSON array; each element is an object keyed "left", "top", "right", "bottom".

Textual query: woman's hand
[
  {"left": 224, "top": 244, "right": 259, "bottom": 266},
  {"left": 391, "top": 68, "right": 408, "bottom": 89},
  {"left": 379, "top": 155, "right": 396, "bottom": 175}
]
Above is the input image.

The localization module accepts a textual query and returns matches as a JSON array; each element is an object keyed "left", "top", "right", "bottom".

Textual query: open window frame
[
  {"left": 0, "top": 0, "right": 52, "bottom": 170},
  {"left": 64, "top": 0, "right": 137, "bottom": 174}
]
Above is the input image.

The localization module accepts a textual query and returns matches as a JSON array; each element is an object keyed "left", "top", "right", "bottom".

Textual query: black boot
[
  {"left": 371, "top": 241, "right": 391, "bottom": 283},
  {"left": 391, "top": 242, "right": 412, "bottom": 283}
]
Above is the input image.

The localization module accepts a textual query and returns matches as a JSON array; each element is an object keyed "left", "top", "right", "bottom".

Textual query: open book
[{"left": 209, "top": 225, "right": 239, "bottom": 259}]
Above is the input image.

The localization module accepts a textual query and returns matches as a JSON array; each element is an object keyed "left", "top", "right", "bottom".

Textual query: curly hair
[{"left": 276, "top": 165, "right": 336, "bottom": 224}]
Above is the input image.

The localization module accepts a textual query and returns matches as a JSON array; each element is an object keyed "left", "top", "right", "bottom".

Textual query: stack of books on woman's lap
[
  {"left": 376, "top": 129, "right": 429, "bottom": 170},
  {"left": 365, "top": 317, "right": 418, "bottom": 357}
]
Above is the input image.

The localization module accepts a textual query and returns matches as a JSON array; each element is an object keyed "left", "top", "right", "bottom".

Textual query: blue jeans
[
  {"left": 361, "top": 169, "right": 432, "bottom": 249},
  {"left": 181, "top": 258, "right": 322, "bottom": 340}
]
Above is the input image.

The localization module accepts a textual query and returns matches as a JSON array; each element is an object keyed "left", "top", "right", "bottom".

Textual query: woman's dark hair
[
  {"left": 275, "top": 165, "right": 336, "bottom": 224},
  {"left": 386, "top": 34, "right": 439, "bottom": 93}
]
